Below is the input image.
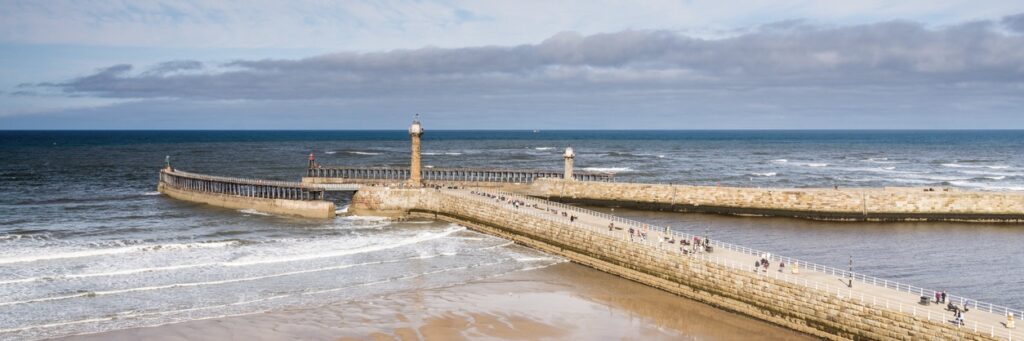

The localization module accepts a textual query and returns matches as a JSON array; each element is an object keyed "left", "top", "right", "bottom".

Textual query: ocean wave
[
  {"left": 514, "top": 257, "right": 556, "bottom": 262},
  {"left": 582, "top": 167, "right": 631, "bottom": 173},
  {"left": 804, "top": 163, "right": 828, "bottom": 167},
  {"left": 606, "top": 152, "right": 664, "bottom": 159},
  {"left": 0, "top": 241, "right": 240, "bottom": 265},
  {"left": 346, "top": 151, "right": 381, "bottom": 156},
  {"left": 771, "top": 159, "right": 788, "bottom": 163},
  {"left": 0, "top": 262, "right": 218, "bottom": 286},
  {"left": 141, "top": 191, "right": 161, "bottom": 196},
  {"left": 445, "top": 152, "right": 462, "bottom": 156},
  {"left": 0, "top": 237, "right": 509, "bottom": 287},
  {"left": 750, "top": 172, "right": 777, "bottom": 177},
  {"left": 238, "top": 209, "right": 271, "bottom": 216},
  {"left": 957, "top": 169, "right": 1019, "bottom": 177},
  {"left": 948, "top": 181, "right": 1024, "bottom": 191},
  {"left": 0, "top": 256, "right": 450, "bottom": 307},
  {"left": 864, "top": 157, "right": 903, "bottom": 164},
  {"left": 225, "top": 225, "right": 465, "bottom": 266},
  {"left": 324, "top": 151, "right": 337, "bottom": 154},
  {"left": 942, "top": 163, "right": 1010, "bottom": 170},
  {"left": 534, "top": 147, "right": 554, "bottom": 151}
]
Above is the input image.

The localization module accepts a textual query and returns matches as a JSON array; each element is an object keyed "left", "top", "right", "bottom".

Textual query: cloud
[
  {"left": 142, "top": 60, "right": 204, "bottom": 76},
  {"left": 38, "top": 20, "right": 1024, "bottom": 102},
  {"left": 1004, "top": 13, "right": 1024, "bottom": 32}
]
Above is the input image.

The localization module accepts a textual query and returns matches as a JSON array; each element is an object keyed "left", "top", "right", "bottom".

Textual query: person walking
[{"left": 941, "top": 291, "right": 947, "bottom": 304}]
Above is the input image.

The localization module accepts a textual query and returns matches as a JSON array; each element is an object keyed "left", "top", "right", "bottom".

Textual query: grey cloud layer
[{"left": 43, "top": 17, "right": 1024, "bottom": 101}]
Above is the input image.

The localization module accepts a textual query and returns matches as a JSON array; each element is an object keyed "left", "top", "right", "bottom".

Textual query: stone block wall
[
  {"left": 523, "top": 179, "right": 1024, "bottom": 222},
  {"left": 158, "top": 183, "right": 336, "bottom": 219},
  {"left": 350, "top": 187, "right": 1000, "bottom": 340}
]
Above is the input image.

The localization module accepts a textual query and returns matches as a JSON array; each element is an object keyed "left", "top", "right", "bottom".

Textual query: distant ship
[{"left": 532, "top": 129, "right": 540, "bottom": 133}]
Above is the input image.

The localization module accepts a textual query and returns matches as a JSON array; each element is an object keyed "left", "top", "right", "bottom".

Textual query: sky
[{"left": 2, "top": 0, "right": 1024, "bottom": 129}]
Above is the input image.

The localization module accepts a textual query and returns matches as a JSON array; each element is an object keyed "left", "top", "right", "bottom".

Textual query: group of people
[
  {"left": 753, "top": 254, "right": 785, "bottom": 273},
  {"left": 470, "top": 190, "right": 577, "bottom": 222},
  {"left": 937, "top": 291, "right": 971, "bottom": 326}
]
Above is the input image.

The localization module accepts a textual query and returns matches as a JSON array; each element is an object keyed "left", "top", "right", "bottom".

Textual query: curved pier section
[
  {"left": 351, "top": 187, "right": 1021, "bottom": 340},
  {"left": 304, "top": 166, "right": 614, "bottom": 186},
  {"left": 527, "top": 179, "right": 1024, "bottom": 222},
  {"left": 158, "top": 169, "right": 336, "bottom": 219}
]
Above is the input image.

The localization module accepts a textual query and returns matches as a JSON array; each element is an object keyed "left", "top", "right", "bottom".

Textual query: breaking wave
[
  {"left": 581, "top": 167, "right": 632, "bottom": 173},
  {"left": 0, "top": 241, "right": 240, "bottom": 265}
]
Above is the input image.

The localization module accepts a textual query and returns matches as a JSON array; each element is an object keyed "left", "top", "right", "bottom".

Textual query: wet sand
[{"left": 58, "top": 262, "right": 813, "bottom": 341}]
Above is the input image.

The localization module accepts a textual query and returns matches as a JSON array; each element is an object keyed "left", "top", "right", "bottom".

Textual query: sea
[{"left": 1, "top": 130, "right": 1023, "bottom": 340}]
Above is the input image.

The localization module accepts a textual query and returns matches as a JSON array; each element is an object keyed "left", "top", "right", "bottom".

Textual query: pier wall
[
  {"left": 350, "top": 187, "right": 998, "bottom": 340},
  {"left": 158, "top": 183, "right": 336, "bottom": 219},
  {"left": 525, "top": 179, "right": 1024, "bottom": 222}
]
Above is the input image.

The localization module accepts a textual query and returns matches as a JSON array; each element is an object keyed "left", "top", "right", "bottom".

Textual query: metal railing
[
  {"left": 306, "top": 166, "right": 615, "bottom": 182},
  {"left": 445, "top": 188, "right": 1024, "bottom": 332}
]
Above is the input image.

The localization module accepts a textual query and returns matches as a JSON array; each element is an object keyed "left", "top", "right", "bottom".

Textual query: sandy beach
[{"left": 57, "top": 262, "right": 812, "bottom": 340}]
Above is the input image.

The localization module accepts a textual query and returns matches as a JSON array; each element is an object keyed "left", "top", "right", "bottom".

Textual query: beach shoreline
[{"left": 56, "top": 262, "right": 812, "bottom": 341}]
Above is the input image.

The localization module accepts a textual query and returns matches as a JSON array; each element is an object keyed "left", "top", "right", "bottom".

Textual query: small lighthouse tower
[
  {"left": 563, "top": 147, "right": 575, "bottom": 181},
  {"left": 409, "top": 115, "right": 424, "bottom": 187}
]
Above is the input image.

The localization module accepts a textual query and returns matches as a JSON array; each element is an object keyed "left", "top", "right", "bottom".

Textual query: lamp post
[{"left": 848, "top": 255, "right": 853, "bottom": 288}]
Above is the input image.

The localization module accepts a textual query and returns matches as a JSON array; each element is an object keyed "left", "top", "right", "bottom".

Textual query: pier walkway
[{"left": 445, "top": 188, "right": 1023, "bottom": 340}]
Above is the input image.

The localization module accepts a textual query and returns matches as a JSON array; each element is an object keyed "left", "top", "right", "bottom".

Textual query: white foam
[
  {"left": 141, "top": 191, "right": 161, "bottom": 196},
  {"left": 239, "top": 209, "right": 271, "bottom": 216},
  {"left": 324, "top": 151, "right": 337, "bottom": 154},
  {"left": 881, "top": 167, "right": 896, "bottom": 170},
  {"left": 515, "top": 257, "right": 555, "bottom": 262},
  {"left": 0, "top": 256, "right": 435, "bottom": 307},
  {"left": 0, "top": 241, "right": 239, "bottom": 265},
  {"left": 347, "top": 151, "right": 381, "bottom": 155},
  {"left": 225, "top": 226, "right": 465, "bottom": 266},
  {"left": 986, "top": 176, "right": 1007, "bottom": 180},
  {"left": 581, "top": 167, "right": 631, "bottom": 173},
  {"left": 534, "top": 147, "right": 554, "bottom": 151},
  {"left": 343, "top": 215, "right": 389, "bottom": 222},
  {"left": 478, "top": 241, "right": 515, "bottom": 250},
  {"left": 942, "top": 163, "right": 1010, "bottom": 170},
  {"left": 864, "top": 157, "right": 902, "bottom": 164},
  {"left": 750, "top": 172, "right": 777, "bottom": 177},
  {"left": 422, "top": 152, "right": 441, "bottom": 155},
  {"left": 949, "top": 181, "right": 1024, "bottom": 191},
  {"left": 444, "top": 152, "right": 462, "bottom": 156},
  {"left": 771, "top": 159, "right": 788, "bottom": 163},
  {"left": 804, "top": 163, "right": 828, "bottom": 167},
  {"left": 0, "top": 262, "right": 218, "bottom": 285}
]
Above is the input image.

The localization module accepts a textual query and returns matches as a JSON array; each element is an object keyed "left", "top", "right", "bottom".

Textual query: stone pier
[
  {"left": 524, "top": 178, "right": 1024, "bottom": 222},
  {"left": 350, "top": 186, "right": 1021, "bottom": 340},
  {"left": 158, "top": 169, "right": 336, "bottom": 219}
]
